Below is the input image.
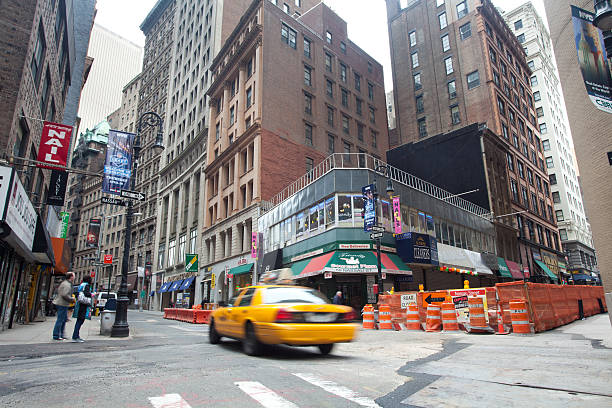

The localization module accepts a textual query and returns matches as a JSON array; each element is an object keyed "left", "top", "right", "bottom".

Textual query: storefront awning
[
  {"left": 229, "top": 263, "right": 254, "bottom": 276},
  {"left": 535, "top": 260, "right": 558, "bottom": 281},
  {"left": 436, "top": 244, "right": 493, "bottom": 275},
  {"left": 290, "top": 250, "right": 411, "bottom": 279},
  {"left": 159, "top": 282, "right": 172, "bottom": 293},
  {"left": 259, "top": 249, "right": 283, "bottom": 274},
  {"left": 497, "top": 257, "right": 512, "bottom": 278},
  {"left": 32, "top": 215, "right": 54, "bottom": 266},
  {"left": 505, "top": 260, "right": 525, "bottom": 279},
  {"left": 464, "top": 251, "right": 493, "bottom": 275},
  {"left": 168, "top": 279, "right": 184, "bottom": 292},
  {"left": 179, "top": 277, "right": 195, "bottom": 290}
]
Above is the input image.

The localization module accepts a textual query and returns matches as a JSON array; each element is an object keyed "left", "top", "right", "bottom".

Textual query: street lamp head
[
  {"left": 386, "top": 179, "right": 394, "bottom": 196},
  {"left": 594, "top": 0, "right": 612, "bottom": 31},
  {"left": 153, "top": 131, "right": 165, "bottom": 155}
]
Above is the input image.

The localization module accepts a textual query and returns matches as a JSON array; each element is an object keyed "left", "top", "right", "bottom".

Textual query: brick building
[
  {"left": 202, "top": 0, "right": 390, "bottom": 303},
  {"left": 386, "top": 0, "right": 562, "bottom": 281}
]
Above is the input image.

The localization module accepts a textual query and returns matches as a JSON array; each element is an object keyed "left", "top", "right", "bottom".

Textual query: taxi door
[
  {"left": 215, "top": 294, "right": 240, "bottom": 336},
  {"left": 227, "top": 288, "right": 257, "bottom": 339}
]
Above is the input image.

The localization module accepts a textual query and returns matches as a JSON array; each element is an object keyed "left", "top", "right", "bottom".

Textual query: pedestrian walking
[
  {"left": 71, "top": 275, "right": 93, "bottom": 343},
  {"left": 52, "top": 272, "right": 75, "bottom": 340},
  {"left": 333, "top": 291, "right": 343, "bottom": 305}
]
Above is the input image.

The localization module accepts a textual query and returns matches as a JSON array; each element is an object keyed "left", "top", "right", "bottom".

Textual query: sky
[{"left": 94, "top": 0, "right": 548, "bottom": 92}]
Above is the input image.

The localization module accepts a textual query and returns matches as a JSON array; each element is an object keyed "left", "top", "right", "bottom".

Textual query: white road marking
[
  {"left": 235, "top": 381, "right": 299, "bottom": 408},
  {"left": 148, "top": 393, "right": 192, "bottom": 408},
  {"left": 169, "top": 325, "right": 208, "bottom": 332},
  {"left": 293, "top": 373, "right": 382, "bottom": 408}
]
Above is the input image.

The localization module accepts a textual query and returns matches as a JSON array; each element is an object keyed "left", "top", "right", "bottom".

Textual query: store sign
[
  {"left": 4, "top": 170, "right": 36, "bottom": 251},
  {"left": 103, "top": 254, "right": 113, "bottom": 264},
  {"left": 185, "top": 254, "right": 198, "bottom": 272},
  {"left": 86, "top": 218, "right": 101, "bottom": 248},
  {"left": 392, "top": 196, "right": 402, "bottom": 234},
  {"left": 59, "top": 211, "right": 69, "bottom": 238},
  {"left": 324, "top": 272, "right": 332, "bottom": 279},
  {"left": 541, "top": 250, "right": 560, "bottom": 276},
  {"left": 103, "top": 130, "right": 135, "bottom": 195},
  {"left": 338, "top": 243, "right": 371, "bottom": 250},
  {"left": 362, "top": 184, "right": 376, "bottom": 232},
  {"left": 328, "top": 252, "right": 377, "bottom": 272},
  {"left": 251, "top": 232, "right": 257, "bottom": 258},
  {"left": 46, "top": 170, "right": 68, "bottom": 206},
  {"left": 395, "top": 232, "right": 439, "bottom": 265},
  {"left": 36, "top": 121, "right": 73, "bottom": 169}
]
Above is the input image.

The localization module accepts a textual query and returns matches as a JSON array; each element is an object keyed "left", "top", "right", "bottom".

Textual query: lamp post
[
  {"left": 594, "top": 1, "right": 612, "bottom": 57},
  {"left": 372, "top": 165, "right": 394, "bottom": 298},
  {"left": 111, "top": 112, "right": 165, "bottom": 337}
]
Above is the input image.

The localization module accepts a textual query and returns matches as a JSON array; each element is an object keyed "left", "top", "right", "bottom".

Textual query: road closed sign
[{"left": 401, "top": 293, "right": 417, "bottom": 309}]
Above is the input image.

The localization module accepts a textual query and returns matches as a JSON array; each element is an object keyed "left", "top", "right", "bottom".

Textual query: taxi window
[
  {"left": 238, "top": 288, "right": 256, "bottom": 306},
  {"left": 261, "top": 287, "right": 329, "bottom": 304}
]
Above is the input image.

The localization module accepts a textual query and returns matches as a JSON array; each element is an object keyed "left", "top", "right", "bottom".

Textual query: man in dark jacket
[
  {"left": 333, "top": 291, "right": 343, "bottom": 305},
  {"left": 72, "top": 275, "right": 93, "bottom": 342},
  {"left": 52, "top": 272, "right": 75, "bottom": 340}
]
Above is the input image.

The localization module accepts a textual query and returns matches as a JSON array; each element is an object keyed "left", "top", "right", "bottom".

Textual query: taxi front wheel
[
  {"left": 318, "top": 344, "right": 334, "bottom": 355},
  {"left": 209, "top": 319, "right": 221, "bottom": 344},
  {"left": 243, "top": 322, "right": 262, "bottom": 356}
]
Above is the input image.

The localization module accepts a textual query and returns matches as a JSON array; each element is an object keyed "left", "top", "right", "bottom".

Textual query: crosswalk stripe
[
  {"left": 148, "top": 393, "right": 192, "bottom": 408},
  {"left": 293, "top": 373, "right": 382, "bottom": 408},
  {"left": 235, "top": 381, "right": 299, "bottom": 408}
]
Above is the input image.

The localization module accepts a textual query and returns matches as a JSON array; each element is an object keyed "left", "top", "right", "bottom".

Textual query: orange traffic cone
[{"left": 496, "top": 303, "right": 509, "bottom": 335}]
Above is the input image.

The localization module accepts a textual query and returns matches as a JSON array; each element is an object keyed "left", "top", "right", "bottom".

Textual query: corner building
[
  {"left": 386, "top": 0, "right": 562, "bottom": 281},
  {"left": 202, "top": 0, "right": 389, "bottom": 304}
]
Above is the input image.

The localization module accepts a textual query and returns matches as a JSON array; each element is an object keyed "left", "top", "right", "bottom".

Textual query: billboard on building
[
  {"left": 571, "top": 5, "right": 612, "bottom": 114},
  {"left": 102, "top": 130, "right": 135, "bottom": 195}
]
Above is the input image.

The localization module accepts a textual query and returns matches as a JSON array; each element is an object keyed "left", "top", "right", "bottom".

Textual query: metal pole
[
  {"left": 139, "top": 275, "right": 143, "bottom": 312},
  {"left": 376, "top": 236, "right": 383, "bottom": 300}
]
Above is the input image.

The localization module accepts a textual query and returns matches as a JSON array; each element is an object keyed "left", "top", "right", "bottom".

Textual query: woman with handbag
[{"left": 72, "top": 275, "right": 93, "bottom": 342}]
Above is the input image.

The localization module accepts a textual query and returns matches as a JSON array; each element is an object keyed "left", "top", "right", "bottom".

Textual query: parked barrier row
[{"left": 163, "top": 308, "right": 214, "bottom": 324}]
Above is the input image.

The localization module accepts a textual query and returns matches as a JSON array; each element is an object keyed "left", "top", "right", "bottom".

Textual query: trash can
[{"left": 100, "top": 310, "right": 116, "bottom": 335}]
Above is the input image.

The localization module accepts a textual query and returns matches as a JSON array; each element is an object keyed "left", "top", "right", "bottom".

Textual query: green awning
[
  {"left": 290, "top": 258, "right": 312, "bottom": 277},
  {"left": 229, "top": 263, "right": 254, "bottom": 276},
  {"left": 535, "top": 260, "right": 558, "bottom": 281},
  {"left": 497, "top": 257, "right": 512, "bottom": 278}
]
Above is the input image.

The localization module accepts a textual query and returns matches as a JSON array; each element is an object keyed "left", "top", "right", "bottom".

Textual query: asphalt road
[{"left": 0, "top": 311, "right": 610, "bottom": 408}]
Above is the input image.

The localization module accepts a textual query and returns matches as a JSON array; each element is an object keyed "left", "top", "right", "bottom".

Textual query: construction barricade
[
  {"left": 425, "top": 304, "right": 442, "bottom": 332},
  {"left": 467, "top": 296, "right": 493, "bottom": 333},
  {"left": 509, "top": 299, "right": 532, "bottom": 334},
  {"left": 405, "top": 304, "right": 422, "bottom": 331},
  {"left": 441, "top": 302, "right": 459, "bottom": 332},
  {"left": 379, "top": 305, "right": 392, "bottom": 330},
  {"left": 362, "top": 305, "right": 375, "bottom": 330}
]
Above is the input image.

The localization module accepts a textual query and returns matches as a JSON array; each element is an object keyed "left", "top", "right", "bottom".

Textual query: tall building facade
[
  {"left": 386, "top": 0, "right": 562, "bottom": 280},
  {"left": 544, "top": 0, "right": 611, "bottom": 307},
  {"left": 77, "top": 24, "right": 143, "bottom": 134},
  {"left": 196, "top": 0, "right": 390, "bottom": 305},
  {"left": 504, "top": 3, "right": 597, "bottom": 282}
]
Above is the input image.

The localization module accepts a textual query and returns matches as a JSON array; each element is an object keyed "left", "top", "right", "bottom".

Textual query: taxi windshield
[{"left": 261, "top": 287, "right": 330, "bottom": 304}]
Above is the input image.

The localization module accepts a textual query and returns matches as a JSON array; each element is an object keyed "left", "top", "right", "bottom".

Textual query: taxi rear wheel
[
  {"left": 318, "top": 344, "right": 334, "bottom": 355},
  {"left": 243, "top": 322, "right": 262, "bottom": 356},
  {"left": 209, "top": 319, "right": 221, "bottom": 344}
]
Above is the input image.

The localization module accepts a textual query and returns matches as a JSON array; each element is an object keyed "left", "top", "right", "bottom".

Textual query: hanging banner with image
[
  {"left": 46, "top": 170, "right": 68, "bottom": 206},
  {"left": 362, "top": 184, "right": 376, "bottom": 232},
  {"left": 36, "top": 122, "right": 73, "bottom": 169},
  {"left": 251, "top": 232, "right": 258, "bottom": 258},
  {"left": 392, "top": 196, "right": 402, "bottom": 234},
  {"left": 103, "top": 130, "right": 135, "bottom": 195},
  {"left": 571, "top": 6, "right": 612, "bottom": 114},
  {"left": 86, "top": 218, "right": 101, "bottom": 248},
  {"left": 59, "top": 211, "right": 69, "bottom": 238}
]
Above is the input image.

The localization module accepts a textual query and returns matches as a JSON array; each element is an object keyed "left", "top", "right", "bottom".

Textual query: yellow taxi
[{"left": 209, "top": 285, "right": 358, "bottom": 356}]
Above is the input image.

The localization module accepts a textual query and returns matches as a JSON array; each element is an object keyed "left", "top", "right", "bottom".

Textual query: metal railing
[{"left": 264, "top": 153, "right": 491, "bottom": 219}]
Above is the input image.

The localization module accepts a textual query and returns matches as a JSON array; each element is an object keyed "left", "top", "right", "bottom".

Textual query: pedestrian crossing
[{"left": 149, "top": 373, "right": 382, "bottom": 408}]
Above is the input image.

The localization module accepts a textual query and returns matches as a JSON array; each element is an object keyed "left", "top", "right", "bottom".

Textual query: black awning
[
  {"left": 258, "top": 249, "right": 283, "bottom": 275},
  {"left": 32, "top": 214, "right": 55, "bottom": 266}
]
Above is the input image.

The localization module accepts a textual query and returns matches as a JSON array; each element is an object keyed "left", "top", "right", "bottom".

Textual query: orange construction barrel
[
  {"left": 468, "top": 296, "right": 487, "bottom": 329},
  {"left": 362, "top": 305, "right": 375, "bottom": 330},
  {"left": 379, "top": 305, "right": 392, "bottom": 330},
  {"left": 405, "top": 304, "right": 422, "bottom": 331},
  {"left": 441, "top": 302, "right": 459, "bottom": 332},
  {"left": 509, "top": 299, "right": 532, "bottom": 334},
  {"left": 425, "top": 304, "right": 442, "bottom": 332}
]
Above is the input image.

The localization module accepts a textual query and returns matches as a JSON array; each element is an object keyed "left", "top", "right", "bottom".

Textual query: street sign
[
  {"left": 120, "top": 189, "right": 146, "bottom": 201},
  {"left": 370, "top": 232, "right": 384, "bottom": 240},
  {"left": 101, "top": 196, "right": 126, "bottom": 206},
  {"left": 103, "top": 254, "right": 113, "bottom": 264},
  {"left": 371, "top": 225, "right": 385, "bottom": 232},
  {"left": 401, "top": 293, "right": 417, "bottom": 308},
  {"left": 422, "top": 291, "right": 450, "bottom": 307}
]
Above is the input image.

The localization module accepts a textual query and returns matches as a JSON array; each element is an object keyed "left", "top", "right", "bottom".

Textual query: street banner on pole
[
  {"left": 392, "top": 196, "right": 402, "bottom": 234},
  {"left": 362, "top": 184, "right": 376, "bottom": 232},
  {"left": 86, "top": 218, "right": 101, "bottom": 248},
  {"left": 36, "top": 121, "right": 72, "bottom": 169},
  {"left": 571, "top": 6, "right": 612, "bottom": 114},
  {"left": 251, "top": 232, "right": 258, "bottom": 258},
  {"left": 59, "top": 211, "right": 70, "bottom": 238},
  {"left": 46, "top": 170, "right": 68, "bottom": 206},
  {"left": 103, "top": 130, "right": 135, "bottom": 195},
  {"left": 185, "top": 254, "right": 198, "bottom": 272}
]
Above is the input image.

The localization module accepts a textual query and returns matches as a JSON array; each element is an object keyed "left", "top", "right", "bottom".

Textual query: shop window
[
  {"left": 353, "top": 195, "right": 364, "bottom": 228},
  {"left": 337, "top": 195, "right": 353, "bottom": 225},
  {"left": 309, "top": 205, "right": 319, "bottom": 231},
  {"left": 296, "top": 211, "right": 306, "bottom": 236},
  {"left": 325, "top": 197, "right": 335, "bottom": 225}
]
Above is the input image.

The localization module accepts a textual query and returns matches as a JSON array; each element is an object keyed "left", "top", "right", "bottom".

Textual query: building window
[
  {"left": 536, "top": 107, "right": 544, "bottom": 117},
  {"left": 341, "top": 88, "right": 348, "bottom": 107},
  {"left": 546, "top": 156, "right": 554, "bottom": 168},
  {"left": 281, "top": 23, "right": 296, "bottom": 49},
  {"left": 327, "top": 106, "right": 334, "bottom": 126},
  {"left": 511, "top": 179, "right": 519, "bottom": 201},
  {"left": 521, "top": 187, "right": 529, "bottom": 207},
  {"left": 31, "top": 22, "right": 46, "bottom": 86},
  {"left": 527, "top": 168, "right": 534, "bottom": 185},
  {"left": 354, "top": 72, "right": 361, "bottom": 91},
  {"left": 514, "top": 19, "right": 523, "bottom": 30},
  {"left": 540, "top": 123, "right": 547, "bottom": 134},
  {"left": 549, "top": 173, "right": 557, "bottom": 185},
  {"left": 518, "top": 161, "right": 525, "bottom": 178},
  {"left": 306, "top": 157, "right": 314, "bottom": 172},
  {"left": 450, "top": 105, "right": 460, "bottom": 124},
  {"left": 530, "top": 75, "right": 538, "bottom": 86},
  {"left": 556, "top": 210, "right": 564, "bottom": 222},
  {"left": 542, "top": 139, "right": 550, "bottom": 151},
  {"left": 325, "top": 52, "right": 333, "bottom": 72},
  {"left": 246, "top": 87, "right": 253, "bottom": 108},
  {"left": 340, "top": 63, "right": 347, "bottom": 82},
  {"left": 441, "top": 34, "right": 450, "bottom": 52},
  {"left": 340, "top": 41, "right": 346, "bottom": 54},
  {"left": 517, "top": 33, "right": 525, "bottom": 43},
  {"left": 343, "top": 141, "right": 351, "bottom": 154},
  {"left": 533, "top": 91, "right": 541, "bottom": 101},
  {"left": 215, "top": 122, "right": 220, "bottom": 141},
  {"left": 168, "top": 239, "right": 176, "bottom": 266},
  {"left": 369, "top": 106, "right": 375, "bottom": 123},
  {"left": 497, "top": 96, "right": 506, "bottom": 115},
  {"left": 456, "top": 1, "right": 468, "bottom": 19},
  {"left": 502, "top": 123, "right": 509, "bottom": 140},
  {"left": 437, "top": 0, "right": 444, "bottom": 6},
  {"left": 283, "top": 3, "right": 290, "bottom": 13},
  {"left": 328, "top": 134, "right": 335, "bottom": 153},
  {"left": 559, "top": 229, "right": 568, "bottom": 241},
  {"left": 439, "top": 12, "right": 447, "bottom": 29},
  {"left": 466, "top": 70, "right": 480, "bottom": 89},
  {"left": 305, "top": 123, "right": 313, "bottom": 146},
  {"left": 416, "top": 94, "right": 424, "bottom": 113},
  {"left": 552, "top": 191, "right": 560, "bottom": 203},
  {"left": 326, "top": 79, "right": 334, "bottom": 98},
  {"left": 304, "top": 65, "right": 312, "bottom": 86},
  {"left": 418, "top": 118, "right": 427, "bottom": 139},
  {"left": 342, "top": 115, "right": 349, "bottom": 133},
  {"left": 447, "top": 80, "right": 456, "bottom": 99},
  {"left": 409, "top": 30, "right": 417, "bottom": 46},
  {"left": 459, "top": 22, "right": 472, "bottom": 40},
  {"left": 356, "top": 98, "right": 363, "bottom": 115},
  {"left": 444, "top": 57, "right": 453, "bottom": 74},
  {"left": 411, "top": 52, "right": 419, "bottom": 68},
  {"left": 507, "top": 153, "right": 515, "bottom": 171},
  {"left": 326, "top": 30, "right": 332, "bottom": 44},
  {"left": 229, "top": 106, "right": 235, "bottom": 125},
  {"left": 357, "top": 123, "right": 364, "bottom": 141},
  {"left": 303, "top": 38, "right": 311, "bottom": 58},
  {"left": 414, "top": 72, "right": 422, "bottom": 90},
  {"left": 40, "top": 68, "right": 51, "bottom": 117}
]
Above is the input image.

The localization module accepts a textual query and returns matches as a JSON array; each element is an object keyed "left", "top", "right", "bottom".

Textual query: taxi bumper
[{"left": 255, "top": 322, "right": 358, "bottom": 345}]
